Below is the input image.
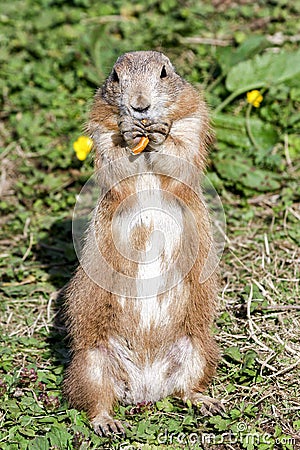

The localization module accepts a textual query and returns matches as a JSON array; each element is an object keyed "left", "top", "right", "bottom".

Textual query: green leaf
[
  {"left": 155, "top": 397, "right": 174, "bottom": 412},
  {"left": 46, "top": 426, "right": 71, "bottom": 448},
  {"left": 213, "top": 146, "right": 281, "bottom": 193},
  {"left": 274, "top": 425, "right": 282, "bottom": 438},
  {"left": 225, "top": 383, "right": 236, "bottom": 394},
  {"left": 230, "top": 408, "right": 241, "bottom": 419},
  {"left": 20, "top": 428, "right": 37, "bottom": 437},
  {"left": 248, "top": 119, "right": 279, "bottom": 156},
  {"left": 226, "top": 49, "right": 300, "bottom": 93},
  {"left": 209, "top": 415, "right": 231, "bottom": 431},
  {"left": 27, "top": 436, "right": 50, "bottom": 450},
  {"left": 216, "top": 35, "right": 269, "bottom": 74},
  {"left": 224, "top": 346, "right": 242, "bottom": 363},
  {"left": 293, "top": 420, "right": 300, "bottom": 430},
  {"left": 166, "top": 418, "right": 182, "bottom": 432},
  {"left": 214, "top": 113, "right": 251, "bottom": 149},
  {"left": 243, "top": 168, "right": 280, "bottom": 191},
  {"left": 244, "top": 406, "right": 258, "bottom": 418},
  {"left": 214, "top": 113, "right": 279, "bottom": 154},
  {"left": 257, "top": 444, "right": 275, "bottom": 450}
]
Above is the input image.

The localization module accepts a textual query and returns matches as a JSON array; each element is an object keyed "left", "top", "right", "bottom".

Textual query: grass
[{"left": 0, "top": 0, "right": 299, "bottom": 449}]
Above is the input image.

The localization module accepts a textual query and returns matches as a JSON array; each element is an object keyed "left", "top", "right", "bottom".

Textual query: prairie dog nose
[{"left": 130, "top": 94, "right": 151, "bottom": 113}]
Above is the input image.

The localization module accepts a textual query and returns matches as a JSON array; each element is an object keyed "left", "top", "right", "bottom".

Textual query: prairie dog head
[{"left": 102, "top": 51, "right": 187, "bottom": 149}]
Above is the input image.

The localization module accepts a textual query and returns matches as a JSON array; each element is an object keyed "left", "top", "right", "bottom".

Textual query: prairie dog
[{"left": 64, "top": 51, "right": 221, "bottom": 435}]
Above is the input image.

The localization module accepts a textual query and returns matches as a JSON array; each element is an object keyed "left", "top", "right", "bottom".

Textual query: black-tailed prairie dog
[{"left": 64, "top": 50, "right": 222, "bottom": 435}]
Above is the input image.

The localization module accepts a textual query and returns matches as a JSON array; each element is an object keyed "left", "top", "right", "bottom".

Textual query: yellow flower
[
  {"left": 73, "top": 136, "right": 93, "bottom": 160},
  {"left": 246, "top": 90, "right": 263, "bottom": 108}
]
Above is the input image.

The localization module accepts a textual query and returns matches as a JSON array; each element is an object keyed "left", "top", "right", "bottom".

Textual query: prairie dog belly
[{"left": 109, "top": 335, "right": 205, "bottom": 404}]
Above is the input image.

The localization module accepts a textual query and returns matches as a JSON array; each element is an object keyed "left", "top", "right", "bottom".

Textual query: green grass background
[{"left": 0, "top": 1, "right": 299, "bottom": 449}]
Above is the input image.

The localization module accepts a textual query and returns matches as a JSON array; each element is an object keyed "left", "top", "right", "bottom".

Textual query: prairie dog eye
[
  {"left": 160, "top": 65, "right": 167, "bottom": 79},
  {"left": 111, "top": 69, "right": 119, "bottom": 83}
]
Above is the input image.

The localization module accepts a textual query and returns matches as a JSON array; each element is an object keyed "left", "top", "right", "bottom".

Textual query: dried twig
[
  {"left": 22, "top": 232, "right": 34, "bottom": 262},
  {"left": 269, "top": 358, "right": 300, "bottom": 378},
  {"left": 180, "top": 36, "right": 233, "bottom": 47},
  {"left": 246, "top": 283, "right": 274, "bottom": 353}
]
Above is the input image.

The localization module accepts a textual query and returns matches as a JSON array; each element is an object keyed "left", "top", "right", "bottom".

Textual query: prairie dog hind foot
[
  {"left": 185, "top": 393, "right": 225, "bottom": 416},
  {"left": 91, "top": 412, "right": 125, "bottom": 436}
]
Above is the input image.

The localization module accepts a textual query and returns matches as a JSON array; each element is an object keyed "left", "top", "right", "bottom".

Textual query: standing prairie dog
[{"left": 64, "top": 50, "right": 222, "bottom": 435}]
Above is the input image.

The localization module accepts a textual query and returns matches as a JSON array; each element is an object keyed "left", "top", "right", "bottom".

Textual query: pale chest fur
[{"left": 112, "top": 166, "right": 185, "bottom": 326}]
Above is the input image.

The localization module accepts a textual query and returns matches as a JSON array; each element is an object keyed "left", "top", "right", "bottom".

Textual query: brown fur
[{"left": 63, "top": 51, "right": 221, "bottom": 435}]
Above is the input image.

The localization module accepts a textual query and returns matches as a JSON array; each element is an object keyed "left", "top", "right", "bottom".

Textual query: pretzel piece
[{"left": 131, "top": 136, "right": 149, "bottom": 155}]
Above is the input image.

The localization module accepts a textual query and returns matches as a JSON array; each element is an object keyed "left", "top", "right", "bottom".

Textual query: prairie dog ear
[
  {"left": 111, "top": 69, "right": 119, "bottom": 83},
  {"left": 159, "top": 61, "right": 175, "bottom": 78},
  {"left": 160, "top": 65, "right": 168, "bottom": 79}
]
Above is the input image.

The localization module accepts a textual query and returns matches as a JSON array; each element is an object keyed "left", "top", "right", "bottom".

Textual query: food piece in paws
[{"left": 131, "top": 136, "right": 149, "bottom": 155}]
